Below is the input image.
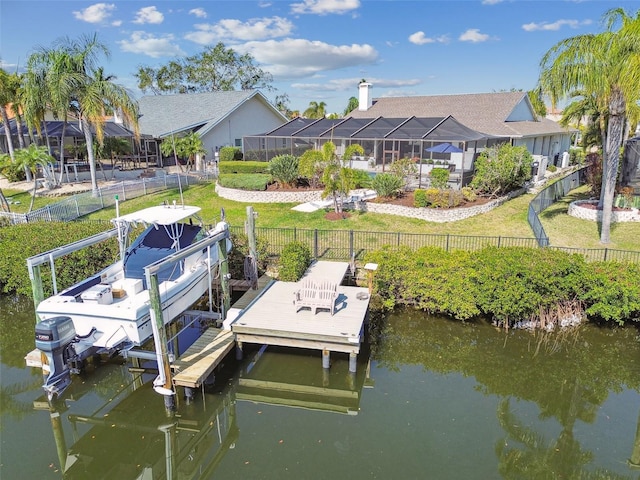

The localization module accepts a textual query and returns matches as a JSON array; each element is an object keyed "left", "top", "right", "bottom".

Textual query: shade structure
[{"left": 425, "top": 142, "right": 463, "bottom": 153}]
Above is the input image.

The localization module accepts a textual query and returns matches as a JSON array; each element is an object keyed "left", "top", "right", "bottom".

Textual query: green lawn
[
  {"left": 2, "top": 188, "right": 62, "bottom": 213},
  {"left": 84, "top": 182, "right": 639, "bottom": 251}
]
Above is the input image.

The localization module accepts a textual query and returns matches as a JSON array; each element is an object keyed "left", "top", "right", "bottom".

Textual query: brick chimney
[{"left": 358, "top": 82, "right": 372, "bottom": 111}]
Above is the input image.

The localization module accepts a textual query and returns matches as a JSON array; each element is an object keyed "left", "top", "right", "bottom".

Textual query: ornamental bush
[
  {"left": 278, "top": 241, "right": 312, "bottom": 282},
  {"left": 371, "top": 173, "right": 403, "bottom": 198},
  {"left": 269, "top": 154, "right": 299, "bottom": 188},
  {"left": 219, "top": 146, "right": 243, "bottom": 162},
  {"left": 470, "top": 143, "right": 532, "bottom": 196},
  {"left": 218, "top": 161, "right": 269, "bottom": 174},
  {"left": 429, "top": 167, "right": 450, "bottom": 189},
  {"left": 217, "top": 173, "right": 271, "bottom": 190}
]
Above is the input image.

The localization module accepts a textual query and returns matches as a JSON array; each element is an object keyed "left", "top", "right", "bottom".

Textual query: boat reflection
[{"left": 39, "top": 341, "right": 373, "bottom": 478}]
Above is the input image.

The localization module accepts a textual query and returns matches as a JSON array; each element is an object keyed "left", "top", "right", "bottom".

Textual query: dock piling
[{"left": 322, "top": 349, "right": 331, "bottom": 369}]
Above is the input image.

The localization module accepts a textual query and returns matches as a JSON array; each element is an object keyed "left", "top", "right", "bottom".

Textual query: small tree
[
  {"left": 429, "top": 167, "right": 450, "bottom": 189},
  {"left": 389, "top": 157, "right": 418, "bottom": 190},
  {"left": 298, "top": 149, "right": 325, "bottom": 188},
  {"left": 13, "top": 144, "right": 56, "bottom": 211},
  {"left": 470, "top": 143, "right": 532, "bottom": 197},
  {"left": 320, "top": 142, "right": 355, "bottom": 214}
]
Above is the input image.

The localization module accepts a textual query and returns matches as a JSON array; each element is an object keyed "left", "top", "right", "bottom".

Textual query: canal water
[{"left": 1, "top": 294, "right": 639, "bottom": 479}]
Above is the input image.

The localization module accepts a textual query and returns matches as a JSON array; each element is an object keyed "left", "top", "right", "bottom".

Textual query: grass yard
[
  {"left": 83, "top": 182, "right": 639, "bottom": 251},
  {"left": 2, "top": 188, "right": 62, "bottom": 213}
]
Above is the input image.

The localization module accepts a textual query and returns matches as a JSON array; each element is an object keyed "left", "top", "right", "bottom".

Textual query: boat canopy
[{"left": 112, "top": 205, "right": 201, "bottom": 227}]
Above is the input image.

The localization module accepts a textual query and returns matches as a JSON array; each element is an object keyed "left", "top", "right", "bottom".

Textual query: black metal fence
[
  {"left": 528, "top": 167, "right": 588, "bottom": 247},
  {"left": 230, "top": 225, "right": 639, "bottom": 264}
]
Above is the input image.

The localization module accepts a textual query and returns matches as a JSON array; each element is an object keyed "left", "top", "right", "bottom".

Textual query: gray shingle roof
[
  {"left": 349, "top": 92, "right": 567, "bottom": 137},
  {"left": 138, "top": 90, "right": 261, "bottom": 138}
]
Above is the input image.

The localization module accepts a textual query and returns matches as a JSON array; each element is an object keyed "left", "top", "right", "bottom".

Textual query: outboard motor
[{"left": 35, "top": 316, "right": 77, "bottom": 399}]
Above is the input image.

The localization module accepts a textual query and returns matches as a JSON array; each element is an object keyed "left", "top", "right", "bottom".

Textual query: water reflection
[{"left": 371, "top": 310, "right": 640, "bottom": 478}]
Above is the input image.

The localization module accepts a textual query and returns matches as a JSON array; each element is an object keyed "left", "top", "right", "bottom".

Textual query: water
[{"left": 1, "top": 295, "right": 639, "bottom": 479}]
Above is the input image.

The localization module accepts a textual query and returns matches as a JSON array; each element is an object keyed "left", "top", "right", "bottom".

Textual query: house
[
  {"left": 349, "top": 83, "right": 573, "bottom": 166},
  {"left": 138, "top": 90, "right": 287, "bottom": 162}
]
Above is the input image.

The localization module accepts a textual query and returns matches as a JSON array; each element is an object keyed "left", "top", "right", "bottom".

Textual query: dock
[
  {"left": 171, "top": 328, "right": 235, "bottom": 388},
  {"left": 231, "top": 261, "right": 371, "bottom": 370}
]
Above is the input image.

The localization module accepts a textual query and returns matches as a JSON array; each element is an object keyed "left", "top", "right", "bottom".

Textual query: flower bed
[{"left": 568, "top": 200, "right": 640, "bottom": 223}]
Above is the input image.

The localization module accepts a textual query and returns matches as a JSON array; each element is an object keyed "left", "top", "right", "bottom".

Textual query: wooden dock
[
  {"left": 171, "top": 328, "right": 235, "bottom": 388},
  {"left": 231, "top": 261, "right": 370, "bottom": 359}
]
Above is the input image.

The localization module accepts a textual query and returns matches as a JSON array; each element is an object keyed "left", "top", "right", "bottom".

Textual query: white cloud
[
  {"left": 237, "top": 38, "right": 377, "bottom": 78},
  {"left": 522, "top": 19, "right": 592, "bottom": 32},
  {"left": 408, "top": 31, "right": 449, "bottom": 45},
  {"left": 112, "top": 20, "right": 122, "bottom": 27},
  {"left": 292, "top": 77, "right": 420, "bottom": 92},
  {"left": 118, "top": 31, "right": 185, "bottom": 58},
  {"left": 73, "top": 3, "right": 116, "bottom": 24},
  {"left": 459, "top": 28, "right": 490, "bottom": 43},
  {"left": 133, "top": 6, "right": 164, "bottom": 25},
  {"left": 185, "top": 16, "right": 294, "bottom": 43},
  {"left": 189, "top": 8, "right": 207, "bottom": 19},
  {"left": 290, "top": 0, "right": 360, "bottom": 15}
]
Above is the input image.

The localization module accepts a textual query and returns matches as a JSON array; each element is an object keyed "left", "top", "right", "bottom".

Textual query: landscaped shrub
[
  {"left": 429, "top": 167, "right": 450, "bottom": 189},
  {"left": 0, "top": 154, "right": 26, "bottom": 182},
  {"left": 269, "top": 154, "right": 299, "bottom": 188},
  {"left": 227, "top": 231, "right": 271, "bottom": 280},
  {"left": 219, "top": 146, "right": 243, "bottom": 162},
  {"left": 350, "top": 169, "right": 372, "bottom": 189},
  {"left": 298, "top": 150, "right": 325, "bottom": 187},
  {"left": 363, "top": 245, "right": 640, "bottom": 327},
  {"left": 278, "top": 241, "right": 312, "bottom": 282},
  {"left": 371, "top": 173, "right": 403, "bottom": 198},
  {"left": 579, "top": 261, "right": 640, "bottom": 324},
  {"left": 0, "top": 221, "right": 121, "bottom": 297},
  {"left": 217, "top": 173, "right": 271, "bottom": 190},
  {"left": 389, "top": 157, "right": 417, "bottom": 188},
  {"left": 461, "top": 187, "right": 477, "bottom": 202},
  {"left": 470, "top": 143, "right": 532, "bottom": 196},
  {"left": 414, "top": 189, "right": 428, "bottom": 207},
  {"left": 218, "top": 161, "right": 269, "bottom": 174},
  {"left": 547, "top": 164, "right": 557, "bottom": 173}
]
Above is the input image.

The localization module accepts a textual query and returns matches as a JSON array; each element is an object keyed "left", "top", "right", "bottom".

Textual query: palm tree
[
  {"left": 0, "top": 68, "right": 17, "bottom": 161},
  {"left": 13, "top": 144, "right": 55, "bottom": 211},
  {"left": 343, "top": 96, "right": 359, "bottom": 117},
  {"left": 26, "top": 34, "right": 139, "bottom": 196},
  {"left": 538, "top": 7, "right": 640, "bottom": 244},
  {"left": 176, "top": 132, "right": 206, "bottom": 171},
  {"left": 303, "top": 101, "right": 327, "bottom": 119}
]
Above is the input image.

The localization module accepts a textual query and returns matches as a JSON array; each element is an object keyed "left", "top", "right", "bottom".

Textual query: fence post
[
  {"left": 446, "top": 234, "right": 450, "bottom": 252},
  {"left": 143, "top": 177, "right": 147, "bottom": 195},
  {"left": 74, "top": 196, "right": 80, "bottom": 218},
  {"left": 350, "top": 230, "right": 354, "bottom": 259},
  {"left": 604, "top": 248, "right": 608, "bottom": 262},
  {"left": 497, "top": 236, "right": 501, "bottom": 248},
  {"left": 99, "top": 187, "right": 104, "bottom": 208},
  {"left": 121, "top": 183, "right": 126, "bottom": 201},
  {"left": 314, "top": 229, "right": 318, "bottom": 259},
  {"left": 47, "top": 205, "right": 52, "bottom": 222}
]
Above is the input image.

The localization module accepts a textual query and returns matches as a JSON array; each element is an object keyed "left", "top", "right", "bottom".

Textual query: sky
[{"left": 1, "top": 0, "right": 638, "bottom": 115}]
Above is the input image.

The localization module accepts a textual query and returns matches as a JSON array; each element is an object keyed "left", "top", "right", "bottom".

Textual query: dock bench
[{"left": 293, "top": 278, "right": 339, "bottom": 315}]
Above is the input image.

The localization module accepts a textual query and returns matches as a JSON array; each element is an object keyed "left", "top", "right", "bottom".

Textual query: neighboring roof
[
  {"left": 348, "top": 92, "right": 568, "bottom": 138},
  {"left": 250, "top": 115, "right": 488, "bottom": 142},
  {"left": 6, "top": 119, "right": 136, "bottom": 138},
  {"left": 138, "top": 90, "right": 286, "bottom": 138}
]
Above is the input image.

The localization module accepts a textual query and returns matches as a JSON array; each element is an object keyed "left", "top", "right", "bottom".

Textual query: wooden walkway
[{"left": 172, "top": 328, "right": 235, "bottom": 388}]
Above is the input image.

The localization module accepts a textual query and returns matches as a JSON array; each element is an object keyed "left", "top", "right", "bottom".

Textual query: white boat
[{"left": 31, "top": 203, "right": 232, "bottom": 397}]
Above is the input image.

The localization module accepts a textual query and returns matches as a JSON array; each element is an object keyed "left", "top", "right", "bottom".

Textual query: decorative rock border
[
  {"left": 356, "top": 190, "right": 522, "bottom": 223},
  {"left": 215, "top": 184, "right": 323, "bottom": 203},
  {"left": 568, "top": 200, "right": 640, "bottom": 223},
  {"left": 216, "top": 183, "right": 522, "bottom": 223}
]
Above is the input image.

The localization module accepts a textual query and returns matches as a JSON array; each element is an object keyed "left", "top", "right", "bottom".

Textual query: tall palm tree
[
  {"left": 26, "top": 34, "right": 139, "bottom": 196},
  {"left": 538, "top": 7, "right": 640, "bottom": 244},
  {"left": 0, "top": 68, "right": 17, "bottom": 161},
  {"left": 303, "top": 101, "right": 327, "bottom": 119}
]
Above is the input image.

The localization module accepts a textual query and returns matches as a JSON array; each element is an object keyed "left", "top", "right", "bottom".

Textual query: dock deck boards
[
  {"left": 172, "top": 328, "right": 235, "bottom": 388},
  {"left": 232, "top": 261, "right": 370, "bottom": 354}
]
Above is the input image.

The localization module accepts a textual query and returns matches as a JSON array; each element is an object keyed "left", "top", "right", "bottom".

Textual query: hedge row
[
  {"left": 365, "top": 246, "right": 640, "bottom": 326},
  {"left": 217, "top": 173, "right": 272, "bottom": 190},
  {"left": 0, "top": 221, "right": 121, "bottom": 297},
  {"left": 218, "top": 161, "right": 269, "bottom": 174}
]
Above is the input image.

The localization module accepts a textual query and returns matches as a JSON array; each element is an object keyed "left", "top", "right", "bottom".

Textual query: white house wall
[{"left": 200, "top": 98, "right": 285, "bottom": 157}]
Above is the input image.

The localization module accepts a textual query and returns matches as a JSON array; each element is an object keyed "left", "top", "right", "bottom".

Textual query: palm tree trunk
[
  {"left": 597, "top": 116, "right": 608, "bottom": 209},
  {"left": 600, "top": 89, "right": 625, "bottom": 244},
  {"left": 81, "top": 117, "right": 99, "bottom": 196},
  {"left": 1, "top": 106, "right": 15, "bottom": 160},
  {"left": 14, "top": 112, "right": 26, "bottom": 149},
  {"left": 57, "top": 121, "right": 67, "bottom": 184},
  {"left": 0, "top": 188, "right": 11, "bottom": 212}
]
